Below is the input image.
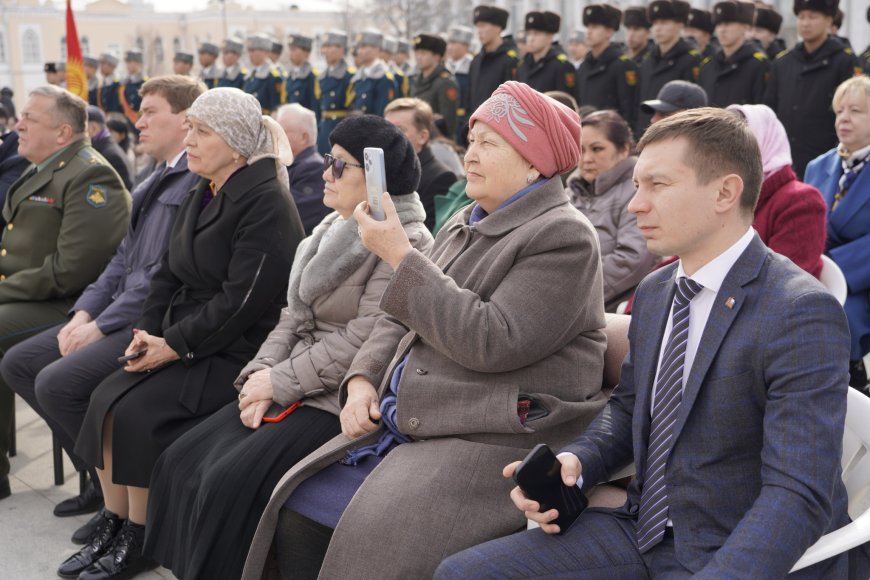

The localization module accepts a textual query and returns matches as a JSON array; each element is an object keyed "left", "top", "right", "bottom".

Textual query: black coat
[
  {"left": 469, "top": 42, "right": 519, "bottom": 113},
  {"left": 765, "top": 36, "right": 860, "bottom": 177},
  {"left": 575, "top": 43, "right": 639, "bottom": 128},
  {"left": 766, "top": 38, "right": 787, "bottom": 61},
  {"left": 75, "top": 158, "right": 304, "bottom": 486},
  {"left": 517, "top": 47, "right": 577, "bottom": 95},
  {"left": 636, "top": 38, "right": 701, "bottom": 134},
  {"left": 698, "top": 42, "right": 769, "bottom": 108},
  {"left": 92, "top": 132, "right": 133, "bottom": 190},
  {"left": 0, "top": 132, "right": 28, "bottom": 229},
  {"left": 417, "top": 145, "right": 457, "bottom": 232},
  {"left": 287, "top": 146, "right": 329, "bottom": 235}
]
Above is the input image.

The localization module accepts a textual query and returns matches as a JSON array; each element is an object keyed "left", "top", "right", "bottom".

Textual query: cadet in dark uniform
[
  {"left": 172, "top": 51, "right": 194, "bottom": 76},
  {"left": 576, "top": 4, "right": 638, "bottom": 127},
  {"left": 517, "top": 11, "right": 576, "bottom": 94},
  {"left": 446, "top": 25, "right": 474, "bottom": 143},
  {"left": 119, "top": 50, "right": 147, "bottom": 131},
  {"left": 198, "top": 42, "right": 221, "bottom": 88},
  {"left": 412, "top": 34, "right": 460, "bottom": 139},
  {"left": 84, "top": 56, "right": 100, "bottom": 107},
  {"left": 469, "top": 5, "right": 518, "bottom": 113},
  {"left": 624, "top": 7, "right": 654, "bottom": 65},
  {"left": 395, "top": 40, "right": 416, "bottom": 95},
  {"left": 317, "top": 30, "right": 355, "bottom": 154},
  {"left": 381, "top": 37, "right": 408, "bottom": 99},
  {"left": 218, "top": 38, "right": 247, "bottom": 90},
  {"left": 270, "top": 39, "right": 288, "bottom": 79},
  {"left": 753, "top": 5, "right": 787, "bottom": 61},
  {"left": 44, "top": 62, "right": 66, "bottom": 87},
  {"left": 349, "top": 30, "right": 396, "bottom": 116},
  {"left": 98, "top": 53, "right": 121, "bottom": 114},
  {"left": 765, "top": 0, "right": 861, "bottom": 176},
  {"left": 699, "top": 1, "right": 769, "bottom": 107},
  {"left": 636, "top": 0, "right": 701, "bottom": 134},
  {"left": 286, "top": 34, "right": 320, "bottom": 116},
  {"left": 243, "top": 34, "right": 284, "bottom": 115},
  {"left": 686, "top": 8, "right": 718, "bottom": 61}
]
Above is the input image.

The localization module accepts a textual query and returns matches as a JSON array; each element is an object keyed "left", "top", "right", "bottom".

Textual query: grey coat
[
  {"left": 242, "top": 175, "right": 607, "bottom": 580},
  {"left": 567, "top": 156, "right": 659, "bottom": 312},
  {"left": 234, "top": 194, "right": 433, "bottom": 417}
]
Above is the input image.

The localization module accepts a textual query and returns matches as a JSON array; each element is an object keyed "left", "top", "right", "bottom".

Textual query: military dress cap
[
  {"left": 289, "top": 34, "right": 313, "bottom": 51},
  {"left": 198, "top": 42, "right": 220, "bottom": 56},
  {"left": 397, "top": 39, "right": 411, "bottom": 53},
  {"left": 568, "top": 30, "right": 587, "bottom": 44},
  {"left": 321, "top": 30, "right": 348, "bottom": 47},
  {"left": 641, "top": 79, "right": 708, "bottom": 113},
  {"left": 713, "top": 1, "right": 756, "bottom": 25},
  {"left": 832, "top": 8, "right": 843, "bottom": 27},
  {"left": 754, "top": 5, "right": 783, "bottom": 33},
  {"left": 525, "top": 11, "right": 561, "bottom": 33},
  {"left": 688, "top": 8, "right": 715, "bottom": 32},
  {"left": 647, "top": 0, "right": 692, "bottom": 24},
  {"left": 624, "top": 6, "right": 651, "bottom": 28},
  {"left": 271, "top": 41, "right": 283, "bottom": 55},
  {"left": 247, "top": 34, "right": 273, "bottom": 51},
  {"left": 44, "top": 62, "right": 59, "bottom": 74},
  {"left": 223, "top": 38, "right": 244, "bottom": 54},
  {"left": 381, "top": 36, "right": 399, "bottom": 53},
  {"left": 83, "top": 56, "right": 99, "bottom": 68},
  {"left": 473, "top": 5, "right": 509, "bottom": 28},
  {"left": 414, "top": 34, "right": 447, "bottom": 56},
  {"left": 447, "top": 25, "right": 474, "bottom": 45},
  {"left": 355, "top": 30, "right": 384, "bottom": 48},
  {"left": 583, "top": 4, "right": 623, "bottom": 30},
  {"left": 792, "top": 0, "right": 838, "bottom": 17},
  {"left": 174, "top": 51, "right": 194, "bottom": 64},
  {"left": 124, "top": 49, "right": 144, "bottom": 62},
  {"left": 99, "top": 52, "right": 119, "bottom": 66}
]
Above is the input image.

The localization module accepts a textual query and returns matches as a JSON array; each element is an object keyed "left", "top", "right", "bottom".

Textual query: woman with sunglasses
[{"left": 143, "top": 114, "right": 432, "bottom": 580}]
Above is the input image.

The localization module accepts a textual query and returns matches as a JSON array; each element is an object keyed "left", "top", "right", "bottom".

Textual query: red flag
[{"left": 65, "top": 0, "right": 87, "bottom": 100}]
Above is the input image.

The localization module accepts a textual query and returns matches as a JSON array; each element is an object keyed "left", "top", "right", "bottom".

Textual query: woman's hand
[
  {"left": 240, "top": 399, "right": 273, "bottom": 429},
  {"left": 354, "top": 192, "right": 413, "bottom": 270},
  {"left": 122, "top": 329, "right": 180, "bottom": 373},
  {"left": 340, "top": 376, "right": 382, "bottom": 438},
  {"left": 238, "top": 368, "right": 274, "bottom": 411}
]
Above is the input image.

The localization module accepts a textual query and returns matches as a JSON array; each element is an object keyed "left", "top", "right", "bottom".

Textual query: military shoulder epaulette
[
  {"left": 556, "top": 53, "right": 568, "bottom": 62},
  {"left": 347, "top": 66, "right": 357, "bottom": 74},
  {"left": 385, "top": 71, "right": 395, "bottom": 80},
  {"left": 240, "top": 67, "right": 250, "bottom": 75},
  {"left": 76, "top": 146, "right": 100, "bottom": 164},
  {"left": 700, "top": 56, "right": 712, "bottom": 66},
  {"left": 753, "top": 51, "right": 768, "bottom": 61},
  {"left": 618, "top": 54, "right": 629, "bottom": 61},
  {"left": 775, "top": 49, "right": 789, "bottom": 59},
  {"left": 312, "top": 67, "right": 320, "bottom": 76},
  {"left": 507, "top": 49, "right": 518, "bottom": 58},
  {"left": 270, "top": 68, "right": 282, "bottom": 78},
  {"left": 688, "top": 48, "right": 700, "bottom": 56},
  {"left": 844, "top": 47, "right": 854, "bottom": 55},
  {"left": 440, "top": 71, "right": 451, "bottom": 78}
]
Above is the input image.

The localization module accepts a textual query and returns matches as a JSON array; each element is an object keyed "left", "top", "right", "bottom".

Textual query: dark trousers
[
  {"left": 1, "top": 321, "right": 129, "bottom": 475},
  {"left": 0, "top": 299, "right": 75, "bottom": 477}
]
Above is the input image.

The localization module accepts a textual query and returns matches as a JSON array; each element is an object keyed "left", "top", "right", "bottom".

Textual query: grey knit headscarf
[{"left": 188, "top": 87, "right": 294, "bottom": 194}]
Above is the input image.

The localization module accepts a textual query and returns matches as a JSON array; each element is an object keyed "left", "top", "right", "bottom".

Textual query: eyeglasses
[{"left": 323, "top": 153, "right": 363, "bottom": 179}]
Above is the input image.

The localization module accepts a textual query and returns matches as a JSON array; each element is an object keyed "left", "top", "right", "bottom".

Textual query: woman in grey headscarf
[{"left": 60, "top": 88, "right": 304, "bottom": 580}]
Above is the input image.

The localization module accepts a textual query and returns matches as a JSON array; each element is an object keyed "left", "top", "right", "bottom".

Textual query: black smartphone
[
  {"left": 117, "top": 350, "right": 147, "bottom": 364},
  {"left": 513, "top": 443, "right": 587, "bottom": 534}
]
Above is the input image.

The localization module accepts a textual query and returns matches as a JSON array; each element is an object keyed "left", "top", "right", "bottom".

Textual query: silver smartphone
[{"left": 364, "top": 147, "right": 387, "bottom": 221}]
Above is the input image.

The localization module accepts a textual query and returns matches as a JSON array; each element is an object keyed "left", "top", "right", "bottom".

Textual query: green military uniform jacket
[
  {"left": 412, "top": 63, "right": 460, "bottom": 138},
  {"left": 0, "top": 139, "right": 131, "bottom": 303}
]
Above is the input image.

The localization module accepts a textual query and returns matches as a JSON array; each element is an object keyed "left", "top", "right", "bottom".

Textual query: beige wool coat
[{"left": 242, "top": 175, "right": 608, "bottom": 580}]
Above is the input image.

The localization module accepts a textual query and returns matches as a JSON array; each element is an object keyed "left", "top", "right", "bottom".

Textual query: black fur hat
[
  {"left": 648, "top": 0, "right": 692, "bottom": 24},
  {"left": 583, "top": 4, "right": 623, "bottom": 30},
  {"left": 712, "top": 1, "right": 756, "bottom": 25},
  {"left": 473, "top": 5, "right": 509, "bottom": 29},
  {"left": 754, "top": 6, "right": 783, "bottom": 34},
  {"left": 525, "top": 11, "right": 561, "bottom": 33},
  {"left": 792, "top": 0, "right": 838, "bottom": 18},
  {"left": 624, "top": 6, "right": 651, "bottom": 28},
  {"left": 687, "top": 9, "right": 714, "bottom": 33}
]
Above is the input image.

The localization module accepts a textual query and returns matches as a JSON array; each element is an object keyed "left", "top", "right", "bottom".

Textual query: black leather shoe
[
  {"left": 72, "top": 509, "right": 109, "bottom": 545},
  {"left": 0, "top": 476, "right": 9, "bottom": 500},
  {"left": 56, "top": 510, "right": 122, "bottom": 578},
  {"left": 54, "top": 475, "right": 103, "bottom": 517},
  {"left": 78, "top": 520, "right": 157, "bottom": 580}
]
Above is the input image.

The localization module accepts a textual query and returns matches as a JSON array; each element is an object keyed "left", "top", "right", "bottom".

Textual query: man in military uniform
[
  {"left": 395, "top": 40, "right": 416, "bottom": 93},
  {"left": 764, "top": 0, "right": 861, "bottom": 176},
  {"left": 218, "top": 38, "right": 247, "bottom": 90},
  {"left": 317, "top": 30, "right": 355, "bottom": 153},
  {"left": 382, "top": 37, "right": 409, "bottom": 98},
  {"left": 44, "top": 62, "right": 66, "bottom": 87},
  {"left": 198, "top": 42, "right": 221, "bottom": 88},
  {"left": 412, "top": 33, "right": 460, "bottom": 140},
  {"left": 349, "top": 30, "right": 395, "bottom": 116},
  {"left": 84, "top": 57, "right": 100, "bottom": 107},
  {"left": 566, "top": 31, "right": 589, "bottom": 70},
  {"left": 0, "top": 85, "right": 130, "bottom": 500},
  {"left": 119, "top": 49, "right": 147, "bottom": 131},
  {"left": 636, "top": 0, "right": 701, "bottom": 134},
  {"left": 285, "top": 34, "right": 320, "bottom": 116},
  {"left": 172, "top": 51, "right": 194, "bottom": 76},
  {"left": 243, "top": 34, "right": 284, "bottom": 116},
  {"left": 270, "top": 39, "right": 288, "bottom": 78},
  {"left": 517, "top": 11, "right": 576, "bottom": 94},
  {"left": 686, "top": 8, "right": 717, "bottom": 60},
  {"left": 446, "top": 25, "right": 474, "bottom": 143},
  {"left": 624, "top": 7, "right": 654, "bottom": 65},
  {"left": 98, "top": 53, "right": 120, "bottom": 114},
  {"left": 752, "top": 5, "right": 787, "bottom": 61},
  {"left": 576, "top": 4, "right": 638, "bottom": 127},
  {"left": 699, "top": 1, "right": 769, "bottom": 107},
  {"left": 469, "top": 5, "right": 518, "bottom": 113}
]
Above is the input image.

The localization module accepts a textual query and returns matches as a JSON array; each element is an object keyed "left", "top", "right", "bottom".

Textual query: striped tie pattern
[{"left": 636, "top": 276, "right": 703, "bottom": 553}]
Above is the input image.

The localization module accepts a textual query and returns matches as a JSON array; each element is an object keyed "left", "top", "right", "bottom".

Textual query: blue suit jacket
[
  {"left": 0, "top": 132, "right": 29, "bottom": 228},
  {"left": 287, "top": 146, "right": 329, "bottom": 236},
  {"left": 565, "top": 234, "right": 852, "bottom": 577},
  {"left": 805, "top": 148, "right": 870, "bottom": 359}
]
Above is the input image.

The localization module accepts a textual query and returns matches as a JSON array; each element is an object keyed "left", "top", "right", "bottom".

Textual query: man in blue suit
[
  {"left": 436, "top": 108, "right": 853, "bottom": 578},
  {"left": 277, "top": 103, "right": 328, "bottom": 235}
]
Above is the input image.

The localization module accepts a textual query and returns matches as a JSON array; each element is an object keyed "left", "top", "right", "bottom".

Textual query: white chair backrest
[
  {"left": 843, "top": 388, "right": 870, "bottom": 519},
  {"left": 819, "top": 255, "right": 848, "bottom": 306}
]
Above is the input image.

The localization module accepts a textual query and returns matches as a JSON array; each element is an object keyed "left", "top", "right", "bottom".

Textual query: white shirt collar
[
  {"left": 676, "top": 227, "right": 755, "bottom": 294},
  {"left": 167, "top": 149, "right": 186, "bottom": 169}
]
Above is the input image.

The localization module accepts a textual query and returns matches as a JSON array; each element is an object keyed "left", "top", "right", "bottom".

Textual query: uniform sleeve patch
[
  {"left": 625, "top": 70, "right": 637, "bottom": 86},
  {"left": 446, "top": 87, "right": 458, "bottom": 101},
  {"left": 565, "top": 72, "right": 576, "bottom": 88},
  {"left": 86, "top": 185, "right": 107, "bottom": 208}
]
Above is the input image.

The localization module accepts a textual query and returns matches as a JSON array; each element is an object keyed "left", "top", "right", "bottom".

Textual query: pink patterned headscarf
[
  {"left": 727, "top": 104, "right": 792, "bottom": 180},
  {"left": 469, "top": 81, "right": 581, "bottom": 178}
]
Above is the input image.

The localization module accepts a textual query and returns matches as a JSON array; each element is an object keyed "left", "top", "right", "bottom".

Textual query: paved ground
[{"left": 1, "top": 394, "right": 175, "bottom": 579}]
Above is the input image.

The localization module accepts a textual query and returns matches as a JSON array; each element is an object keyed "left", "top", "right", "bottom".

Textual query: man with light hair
[{"left": 277, "top": 103, "right": 328, "bottom": 234}]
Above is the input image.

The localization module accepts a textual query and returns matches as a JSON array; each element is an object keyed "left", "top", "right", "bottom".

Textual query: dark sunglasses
[{"left": 323, "top": 153, "right": 364, "bottom": 179}]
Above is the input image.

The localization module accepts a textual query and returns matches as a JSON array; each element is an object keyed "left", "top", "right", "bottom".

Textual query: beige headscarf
[{"left": 188, "top": 87, "right": 294, "bottom": 194}]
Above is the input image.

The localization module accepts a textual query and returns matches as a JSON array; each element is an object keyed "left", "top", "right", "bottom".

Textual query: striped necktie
[{"left": 636, "top": 276, "right": 703, "bottom": 553}]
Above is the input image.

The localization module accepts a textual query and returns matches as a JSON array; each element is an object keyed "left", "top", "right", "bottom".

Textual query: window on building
[
  {"left": 81, "top": 36, "right": 90, "bottom": 56},
  {"left": 136, "top": 36, "right": 145, "bottom": 52},
  {"left": 61, "top": 35, "right": 67, "bottom": 60},
  {"left": 0, "top": 31, "right": 7, "bottom": 64},
  {"left": 173, "top": 37, "right": 182, "bottom": 53},
  {"left": 22, "top": 29, "right": 40, "bottom": 64},
  {"left": 154, "top": 37, "right": 164, "bottom": 63}
]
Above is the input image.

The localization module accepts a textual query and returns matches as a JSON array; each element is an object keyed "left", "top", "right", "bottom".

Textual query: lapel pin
[{"left": 725, "top": 297, "right": 735, "bottom": 309}]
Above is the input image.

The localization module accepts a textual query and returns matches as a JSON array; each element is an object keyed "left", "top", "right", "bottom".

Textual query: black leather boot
[
  {"left": 56, "top": 509, "right": 122, "bottom": 578},
  {"left": 77, "top": 520, "right": 157, "bottom": 580},
  {"left": 71, "top": 508, "right": 109, "bottom": 545},
  {"left": 54, "top": 472, "right": 103, "bottom": 517}
]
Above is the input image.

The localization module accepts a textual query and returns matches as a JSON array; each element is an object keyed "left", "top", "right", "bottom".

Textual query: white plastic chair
[
  {"left": 819, "top": 255, "right": 848, "bottom": 306},
  {"left": 791, "top": 387, "right": 870, "bottom": 572}
]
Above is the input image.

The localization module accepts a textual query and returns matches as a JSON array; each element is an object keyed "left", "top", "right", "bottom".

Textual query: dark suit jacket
[
  {"left": 417, "top": 145, "right": 457, "bottom": 231},
  {"left": 287, "top": 146, "right": 329, "bottom": 235},
  {"left": 0, "top": 132, "right": 28, "bottom": 227},
  {"left": 565, "top": 234, "right": 852, "bottom": 577},
  {"left": 92, "top": 132, "right": 134, "bottom": 190}
]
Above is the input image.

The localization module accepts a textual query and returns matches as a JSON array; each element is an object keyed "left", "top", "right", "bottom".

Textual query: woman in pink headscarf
[
  {"left": 727, "top": 103, "right": 826, "bottom": 277},
  {"left": 240, "top": 81, "right": 609, "bottom": 580}
]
